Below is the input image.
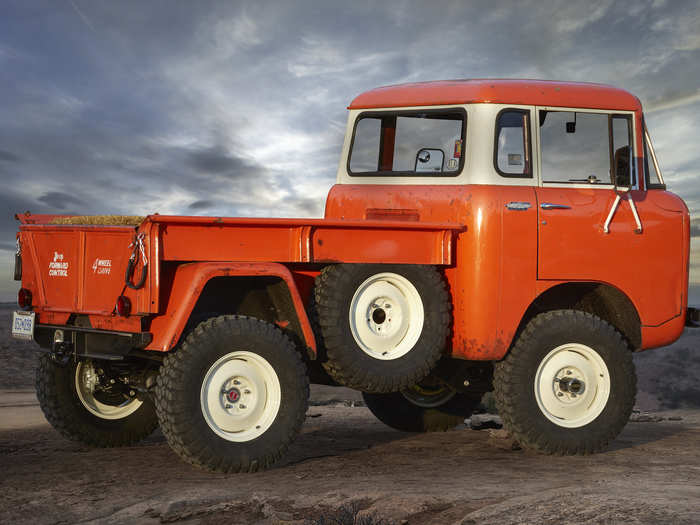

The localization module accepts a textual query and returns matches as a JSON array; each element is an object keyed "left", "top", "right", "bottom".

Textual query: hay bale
[{"left": 49, "top": 215, "right": 145, "bottom": 226}]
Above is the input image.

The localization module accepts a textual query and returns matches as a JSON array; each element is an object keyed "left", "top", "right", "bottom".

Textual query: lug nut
[
  {"left": 557, "top": 392, "right": 564, "bottom": 397},
  {"left": 239, "top": 404, "right": 247, "bottom": 409},
  {"left": 225, "top": 404, "right": 233, "bottom": 409},
  {"left": 233, "top": 380, "right": 240, "bottom": 385},
  {"left": 129, "top": 390, "right": 135, "bottom": 396},
  {"left": 244, "top": 389, "right": 251, "bottom": 394}
]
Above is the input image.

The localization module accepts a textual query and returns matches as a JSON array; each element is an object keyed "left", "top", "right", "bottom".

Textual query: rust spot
[{"left": 317, "top": 238, "right": 324, "bottom": 246}]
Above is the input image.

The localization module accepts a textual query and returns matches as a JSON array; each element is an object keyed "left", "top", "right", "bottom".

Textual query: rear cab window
[
  {"left": 495, "top": 109, "right": 532, "bottom": 177},
  {"left": 348, "top": 109, "right": 466, "bottom": 176}
]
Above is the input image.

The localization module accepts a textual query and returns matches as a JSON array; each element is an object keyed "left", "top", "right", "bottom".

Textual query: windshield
[{"left": 643, "top": 122, "right": 664, "bottom": 188}]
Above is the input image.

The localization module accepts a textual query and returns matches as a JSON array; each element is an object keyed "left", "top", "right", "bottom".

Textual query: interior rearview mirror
[{"left": 415, "top": 148, "right": 445, "bottom": 173}]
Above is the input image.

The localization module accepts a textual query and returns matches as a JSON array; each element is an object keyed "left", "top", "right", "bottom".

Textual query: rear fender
[{"left": 146, "top": 262, "right": 316, "bottom": 356}]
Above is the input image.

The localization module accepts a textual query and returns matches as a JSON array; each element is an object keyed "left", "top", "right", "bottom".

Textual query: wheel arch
[
  {"left": 146, "top": 262, "right": 316, "bottom": 357},
  {"left": 512, "top": 282, "right": 642, "bottom": 352}
]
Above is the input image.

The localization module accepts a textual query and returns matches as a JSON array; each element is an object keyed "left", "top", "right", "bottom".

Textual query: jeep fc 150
[{"left": 11, "top": 79, "right": 696, "bottom": 472}]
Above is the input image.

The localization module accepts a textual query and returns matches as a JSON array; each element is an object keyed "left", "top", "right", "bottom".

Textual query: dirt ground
[
  {"left": 1, "top": 392, "right": 700, "bottom": 524},
  {"left": 2, "top": 304, "right": 700, "bottom": 524}
]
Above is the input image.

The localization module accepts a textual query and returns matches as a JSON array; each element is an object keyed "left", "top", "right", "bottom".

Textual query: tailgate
[{"left": 20, "top": 225, "right": 137, "bottom": 314}]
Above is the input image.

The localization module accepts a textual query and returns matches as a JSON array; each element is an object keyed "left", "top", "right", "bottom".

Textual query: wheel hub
[
  {"left": 225, "top": 387, "right": 241, "bottom": 403},
  {"left": 368, "top": 298, "right": 396, "bottom": 336}
]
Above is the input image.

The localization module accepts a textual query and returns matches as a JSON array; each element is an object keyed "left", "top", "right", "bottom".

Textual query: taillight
[
  {"left": 115, "top": 296, "right": 131, "bottom": 317},
  {"left": 18, "top": 288, "right": 32, "bottom": 309}
]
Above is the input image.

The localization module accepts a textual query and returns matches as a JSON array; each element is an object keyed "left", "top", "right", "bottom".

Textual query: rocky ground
[{"left": 2, "top": 304, "right": 700, "bottom": 524}]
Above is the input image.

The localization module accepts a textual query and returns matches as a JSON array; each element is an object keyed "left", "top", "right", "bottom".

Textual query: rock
[
  {"left": 469, "top": 414, "right": 503, "bottom": 430},
  {"left": 487, "top": 428, "right": 521, "bottom": 451},
  {"left": 629, "top": 413, "right": 664, "bottom": 423}
]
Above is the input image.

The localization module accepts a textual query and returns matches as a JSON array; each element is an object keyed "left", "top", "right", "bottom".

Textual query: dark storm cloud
[
  {"left": 188, "top": 199, "right": 216, "bottom": 210},
  {"left": 187, "top": 146, "right": 251, "bottom": 175},
  {"left": 37, "top": 191, "right": 84, "bottom": 210},
  {"left": 0, "top": 150, "right": 20, "bottom": 163}
]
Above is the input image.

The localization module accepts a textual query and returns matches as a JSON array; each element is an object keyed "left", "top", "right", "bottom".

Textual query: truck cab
[{"left": 328, "top": 79, "right": 688, "bottom": 357}]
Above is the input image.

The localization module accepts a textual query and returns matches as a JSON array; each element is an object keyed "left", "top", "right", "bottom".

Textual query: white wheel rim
[
  {"left": 534, "top": 343, "right": 610, "bottom": 428},
  {"left": 349, "top": 272, "right": 424, "bottom": 360},
  {"left": 75, "top": 361, "right": 142, "bottom": 420},
  {"left": 200, "top": 351, "right": 281, "bottom": 442}
]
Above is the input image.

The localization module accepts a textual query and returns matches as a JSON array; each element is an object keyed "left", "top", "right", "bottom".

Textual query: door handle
[{"left": 540, "top": 203, "right": 571, "bottom": 210}]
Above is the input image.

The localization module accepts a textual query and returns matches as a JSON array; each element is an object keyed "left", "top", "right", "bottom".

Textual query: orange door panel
[{"left": 536, "top": 187, "right": 684, "bottom": 327}]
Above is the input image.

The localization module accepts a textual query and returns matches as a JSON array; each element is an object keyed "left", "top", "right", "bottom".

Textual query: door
[{"left": 534, "top": 107, "right": 683, "bottom": 326}]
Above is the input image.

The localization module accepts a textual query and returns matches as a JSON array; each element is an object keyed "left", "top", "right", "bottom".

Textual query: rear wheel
[
  {"left": 155, "top": 316, "right": 309, "bottom": 473},
  {"left": 36, "top": 355, "right": 158, "bottom": 447},
  {"left": 315, "top": 264, "right": 450, "bottom": 392},
  {"left": 494, "top": 310, "right": 635, "bottom": 454},
  {"left": 363, "top": 381, "right": 482, "bottom": 432}
]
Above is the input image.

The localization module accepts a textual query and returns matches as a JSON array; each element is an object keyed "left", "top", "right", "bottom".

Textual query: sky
[{"left": 1, "top": 0, "right": 699, "bottom": 302}]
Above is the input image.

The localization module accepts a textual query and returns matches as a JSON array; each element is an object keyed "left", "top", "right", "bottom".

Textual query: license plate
[{"left": 11, "top": 311, "right": 35, "bottom": 340}]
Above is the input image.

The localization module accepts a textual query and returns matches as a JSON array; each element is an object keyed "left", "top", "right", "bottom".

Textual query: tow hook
[{"left": 51, "top": 329, "right": 73, "bottom": 366}]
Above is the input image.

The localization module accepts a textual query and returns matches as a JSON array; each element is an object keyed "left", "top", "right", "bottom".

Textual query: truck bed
[{"left": 18, "top": 213, "right": 463, "bottom": 319}]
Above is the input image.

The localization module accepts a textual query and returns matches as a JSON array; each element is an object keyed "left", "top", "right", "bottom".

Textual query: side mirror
[{"left": 415, "top": 148, "right": 444, "bottom": 173}]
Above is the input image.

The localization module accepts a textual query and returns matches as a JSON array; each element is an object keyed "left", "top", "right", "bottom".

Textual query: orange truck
[{"left": 11, "top": 79, "right": 697, "bottom": 472}]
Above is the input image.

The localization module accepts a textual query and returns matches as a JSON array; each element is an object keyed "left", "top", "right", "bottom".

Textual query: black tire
[
  {"left": 35, "top": 354, "right": 158, "bottom": 447},
  {"left": 315, "top": 264, "right": 450, "bottom": 393},
  {"left": 363, "top": 387, "right": 482, "bottom": 432},
  {"left": 154, "top": 315, "right": 309, "bottom": 473},
  {"left": 494, "top": 310, "right": 636, "bottom": 455}
]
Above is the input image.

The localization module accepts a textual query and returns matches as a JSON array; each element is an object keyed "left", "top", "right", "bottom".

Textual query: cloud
[
  {"left": 188, "top": 199, "right": 216, "bottom": 210},
  {"left": 187, "top": 145, "right": 252, "bottom": 175},
  {"left": 0, "top": 150, "right": 20, "bottom": 163},
  {"left": 0, "top": 0, "right": 700, "bottom": 300},
  {"left": 37, "top": 191, "right": 84, "bottom": 210}
]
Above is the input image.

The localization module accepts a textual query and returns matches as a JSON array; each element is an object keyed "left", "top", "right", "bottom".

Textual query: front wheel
[
  {"left": 154, "top": 316, "right": 309, "bottom": 473},
  {"left": 494, "top": 310, "right": 636, "bottom": 454}
]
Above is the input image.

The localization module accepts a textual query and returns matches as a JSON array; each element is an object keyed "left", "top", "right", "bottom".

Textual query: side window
[
  {"left": 348, "top": 110, "right": 466, "bottom": 176},
  {"left": 540, "top": 111, "right": 611, "bottom": 184},
  {"left": 495, "top": 110, "right": 531, "bottom": 177}
]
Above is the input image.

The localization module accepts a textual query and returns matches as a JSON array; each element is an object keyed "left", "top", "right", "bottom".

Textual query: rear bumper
[
  {"left": 35, "top": 324, "right": 153, "bottom": 361},
  {"left": 686, "top": 307, "right": 700, "bottom": 328},
  {"left": 36, "top": 324, "right": 152, "bottom": 347}
]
